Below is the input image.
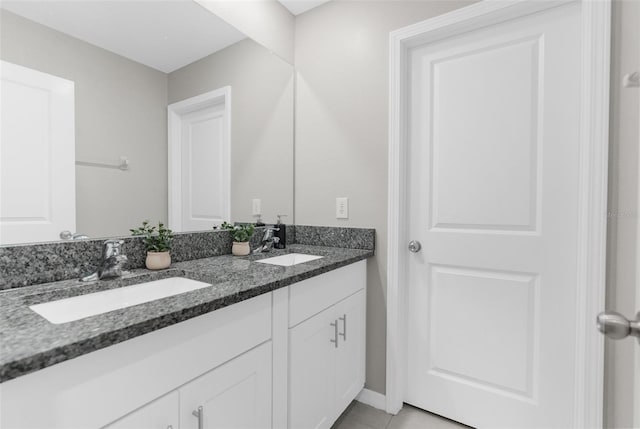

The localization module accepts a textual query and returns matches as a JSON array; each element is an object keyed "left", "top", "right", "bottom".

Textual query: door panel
[
  {"left": 0, "top": 61, "right": 75, "bottom": 244},
  {"left": 428, "top": 266, "right": 536, "bottom": 397},
  {"left": 430, "top": 37, "right": 541, "bottom": 231},
  {"left": 406, "top": 3, "right": 582, "bottom": 428}
]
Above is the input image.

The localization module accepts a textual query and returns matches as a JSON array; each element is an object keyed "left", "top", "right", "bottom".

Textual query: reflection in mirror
[{"left": 0, "top": 1, "right": 293, "bottom": 245}]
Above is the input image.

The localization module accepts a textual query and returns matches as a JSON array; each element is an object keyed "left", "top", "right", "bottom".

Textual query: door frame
[
  {"left": 635, "top": 94, "right": 640, "bottom": 428},
  {"left": 167, "top": 87, "right": 231, "bottom": 230},
  {"left": 386, "top": 1, "right": 611, "bottom": 426}
]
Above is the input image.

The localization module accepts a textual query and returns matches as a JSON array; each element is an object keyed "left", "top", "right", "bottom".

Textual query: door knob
[
  {"left": 596, "top": 311, "right": 640, "bottom": 344},
  {"left": 408, "top": 240, "right": 422, "bottom": 253}
]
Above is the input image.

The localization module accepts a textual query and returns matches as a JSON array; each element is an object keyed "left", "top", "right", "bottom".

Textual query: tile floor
[{"left": 332, "top": 401, "right": 472, "bottom": 429}]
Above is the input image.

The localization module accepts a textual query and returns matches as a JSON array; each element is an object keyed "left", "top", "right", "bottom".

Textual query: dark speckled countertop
[{"left": 0, "top": 244, "right": 372, "bottom": 383}]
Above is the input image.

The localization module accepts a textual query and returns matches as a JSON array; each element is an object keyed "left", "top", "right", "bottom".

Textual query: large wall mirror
[{"left": 0, "top": 0, "right": 294, "bottom": 245}]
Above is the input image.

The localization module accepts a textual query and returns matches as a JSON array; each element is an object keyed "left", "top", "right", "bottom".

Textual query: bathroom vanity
[{"left": 0, "top": 243, "right": 370, "bottom": 429}]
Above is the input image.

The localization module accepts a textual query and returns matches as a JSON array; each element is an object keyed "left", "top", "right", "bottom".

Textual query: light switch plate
[
  {"left": 252, "top": 199, "right": 261, "bottom": 215},
  {"left": 336, "top": 197, "right": 349, "bottom": 219}
]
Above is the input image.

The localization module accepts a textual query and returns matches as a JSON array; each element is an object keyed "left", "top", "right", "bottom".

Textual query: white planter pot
[
  {"left": 146, "top": 251, "right": 171, "bottom": 270},
  {"left": 232, "top": 241, "right": 250, "bottom": 256}
]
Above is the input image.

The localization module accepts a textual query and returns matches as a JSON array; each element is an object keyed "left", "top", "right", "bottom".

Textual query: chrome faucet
[
  {"left": 253, "top": 227, "right": 280, "bottom": 254},
  {"left": 80, "top": 239, "right": 129, "bottom": 282}
]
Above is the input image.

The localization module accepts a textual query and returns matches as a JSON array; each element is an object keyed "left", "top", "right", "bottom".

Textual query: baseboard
[{"left": 356, "top": 388, "right": 387, "bottom": 411}]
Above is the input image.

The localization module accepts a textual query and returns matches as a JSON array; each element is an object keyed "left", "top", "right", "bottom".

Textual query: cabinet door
[
  {"left": 334, "top": 290, "right": 366, "bottom": 414},
  {"left": 103, "top": 391, "right": 179, "bottom": 429},
  {"left": 289, "top": 306, "right": 337, "bottom": 429},
  {"left": 179, "top": 341, "right": 272, "bottom": 429}
]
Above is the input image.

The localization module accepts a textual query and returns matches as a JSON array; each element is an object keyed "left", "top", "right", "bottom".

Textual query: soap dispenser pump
[
  {"left": 274, "top": 214, "right": 287, "bottom": 249},
  {"left": 254, "top": 214, "right": 265, "bottom": 227}
]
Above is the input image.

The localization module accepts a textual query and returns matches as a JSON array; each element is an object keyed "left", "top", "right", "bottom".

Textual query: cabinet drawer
[{"left": 289, "top": 260, "right": 365, "bottom": 327}]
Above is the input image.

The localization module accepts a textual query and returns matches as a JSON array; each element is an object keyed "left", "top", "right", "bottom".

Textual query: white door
[
  {"left": 179, "top": 341, "right": 272, "bottom": 429},
  {"left": 406, "top": 2, "right": 587, "bottom": 428},
  {"left": 0, "top": 60, "right": 75, "bottom": 244},
  {"left": 168, "top": 88, "right": 230, "bottom": 232}
]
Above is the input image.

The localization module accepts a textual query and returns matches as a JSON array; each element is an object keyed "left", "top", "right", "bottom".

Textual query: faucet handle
[{"left": 103, "top": 239, "right": 125, "bottom": 258}]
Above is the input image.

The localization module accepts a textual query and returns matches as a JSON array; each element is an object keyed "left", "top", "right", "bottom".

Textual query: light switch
[
  {"left": 252, "top": 199, "right": 261, "bottom": 215},
  {"left": 336, "top": 197, "right": 349, "bottom": 219}
]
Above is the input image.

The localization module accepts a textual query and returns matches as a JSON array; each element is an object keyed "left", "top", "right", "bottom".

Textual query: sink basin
[
  {"left": 256, "top": 253, "right": 323, "bottom": 267},
  {"left": 29, "top": 277, "right": 210, "bottom": 324}
]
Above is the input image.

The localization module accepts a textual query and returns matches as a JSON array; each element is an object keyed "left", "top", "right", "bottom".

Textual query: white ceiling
[
  {"left": 0, "top": 0, "right": 247, "bottom": 73},
  {"left": 277, "top": 0, "right": 331, "bottom": 16}
]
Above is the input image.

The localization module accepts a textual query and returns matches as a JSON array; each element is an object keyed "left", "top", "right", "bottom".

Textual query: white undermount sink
[
  {"left": 256, "top": 253, "right": 323, "bottom": 267},
  {"left": 29, "top": 277, "right": 210, "bottom": 324}
]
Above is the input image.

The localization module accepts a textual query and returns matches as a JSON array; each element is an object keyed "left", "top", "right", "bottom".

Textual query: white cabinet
[
  {"left": 288, "top": 261, "right": 367, "bottom": 429},
  {"left": 103, "top": 391, "right": 179, "bottom": 429},
  {"left": 180, "top": 342, "right": 272, "bottom": 429},
  {"left": 1, "top": 261, "right": 367, "bottom": 429},
  {"left": 1, "top": 293, "right": 272, "bottom": 429}
]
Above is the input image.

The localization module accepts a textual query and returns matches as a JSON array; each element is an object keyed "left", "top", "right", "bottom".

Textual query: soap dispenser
[{"left": 274, "top": 214, "right": 287, "bottom": 249}]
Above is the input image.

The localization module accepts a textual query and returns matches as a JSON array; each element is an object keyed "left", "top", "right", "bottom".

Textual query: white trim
[
  {"left": 635, "top": 65, "right": 640, "bottom": 429},
  {"left": 271, "top": 288, "right": 289, "bottom": 429},
  {"left": 572, "top": 1, "right": 611, "bottom": 426},
  {"left": 167, "top": 87, "right": 231, "bottom": 231},
  {"left": 386, "top": 0, "right": 610, "bottom": 425},
  {"left": 356, "top": 388, "right": 387, "bottom": 412}
]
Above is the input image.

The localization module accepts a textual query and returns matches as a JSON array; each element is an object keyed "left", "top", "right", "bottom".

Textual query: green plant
[
  {"left": 130, "top": 220, "right": 173, "bottom": 252},
  {"left": 220, "top": 221, "right": 255, "bottom": 242}
]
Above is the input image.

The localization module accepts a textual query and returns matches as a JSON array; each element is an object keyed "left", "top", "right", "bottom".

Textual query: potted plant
[
  {"left": 131, "top": 220, "right": 174, "bottom": 270},
  {"left": 220, "top": 221, "right": 255, "bottom": 256}
]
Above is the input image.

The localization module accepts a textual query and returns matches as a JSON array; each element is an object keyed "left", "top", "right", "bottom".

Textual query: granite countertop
[{"left": 0, "top": 244, "right": 373, "bottom": 383}]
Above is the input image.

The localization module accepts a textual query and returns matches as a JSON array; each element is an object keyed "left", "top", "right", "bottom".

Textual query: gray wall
[
  {"left": 0, "top": 10, "right": 169, "bottom": 239},
  {"left": 295, "top": 2, "right": 639, "bottom": 426},
  {"left": 605, "top": 1, "right": 639, "bottom": 427},
  {"left": 168, "top": 38, "right": 294, "bottom": 225},
  {"left": 294, "top": 0, "right": 475, "bottom": 395}
]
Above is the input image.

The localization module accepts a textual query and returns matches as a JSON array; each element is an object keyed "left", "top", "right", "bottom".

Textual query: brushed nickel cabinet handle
[
  {"left": 339, "top": 314, "right": 347, "bottom": 341},
  {"left": 330, "top": 320, "right": 338, "bottom": 348},
  {"left": 192, "top": 406, "right": 203, "bottom": 429}
]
